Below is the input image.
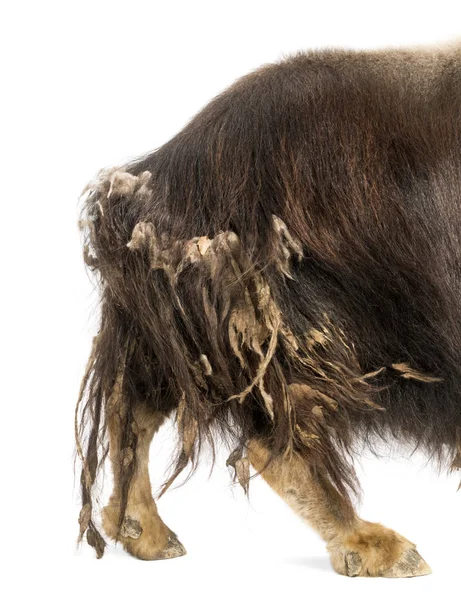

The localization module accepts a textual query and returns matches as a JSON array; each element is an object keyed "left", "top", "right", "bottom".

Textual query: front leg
[{"left": 248, "top": 438, "right": 431, "bottom": 577}]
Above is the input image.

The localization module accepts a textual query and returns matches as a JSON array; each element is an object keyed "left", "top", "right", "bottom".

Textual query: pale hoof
[
  {"left": 381, "top": 548, "right": 432, "bottom": 578},
  {"left": 153, "top": 532, "right": 187, "bottom": 560},
  {"left": 344, "top": 551, "right": 362, "bottom": 577}
]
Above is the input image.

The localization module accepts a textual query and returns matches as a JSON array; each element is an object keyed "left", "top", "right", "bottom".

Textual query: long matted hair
[{"left": 76, "top": 43, "right": 461, "bottom": 557}]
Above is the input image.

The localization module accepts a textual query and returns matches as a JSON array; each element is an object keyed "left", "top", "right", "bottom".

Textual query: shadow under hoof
[{"left": 283, "top": 555, "right": 333, "bottom": 572}]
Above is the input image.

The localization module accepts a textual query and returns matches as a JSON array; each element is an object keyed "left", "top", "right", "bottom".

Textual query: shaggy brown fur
[{"left": 76, "top": 41, "right": 461, "bottom": 575}]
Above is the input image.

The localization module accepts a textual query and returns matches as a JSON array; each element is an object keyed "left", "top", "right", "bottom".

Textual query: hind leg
[
  {"left": 248, "top": 439, "right": 431, "bottom": 577},
  {"left": 102, "top": 402, "right": 186, "bottom": 560}
]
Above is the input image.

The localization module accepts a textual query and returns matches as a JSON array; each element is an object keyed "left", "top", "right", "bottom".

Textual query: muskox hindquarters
[{"left": 76, "top": 43, "right": 461, "bottom": 575}]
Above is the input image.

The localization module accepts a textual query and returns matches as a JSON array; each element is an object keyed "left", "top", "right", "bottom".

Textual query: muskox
[{"left": 76, "top": 42, "right": 461, "bottom": 577}]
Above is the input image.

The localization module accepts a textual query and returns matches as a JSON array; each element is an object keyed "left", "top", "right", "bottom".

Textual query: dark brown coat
[{"left": 76, "top": 43, "right": 461, "bottom": 559}]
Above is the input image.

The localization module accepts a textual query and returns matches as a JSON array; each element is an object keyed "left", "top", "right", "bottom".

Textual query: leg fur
[
  {"left": 248, "top": 439, "right": 431, "bottom": 577},
  {"left": 102, "top": 403, "right": 186, "bottom": 560}
]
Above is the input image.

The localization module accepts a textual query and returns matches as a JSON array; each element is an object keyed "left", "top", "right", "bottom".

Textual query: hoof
[
  {"left": 328, "top": 520, "right": 432, "bottom": 578},
  {"left": 381, "top": 548, "right": 432, "bottom": 578},
  {"left": 153, "top": 532, "right": 187, "bottom": 560},
  {"left": 341, "top": 547, "right": 431, "bottom": 578},
  {"left": 124, "top": 526, "right": 187, "bottom": 561},
  {"left": 343, "top": 551, "right": 363, "bottom": 577}
]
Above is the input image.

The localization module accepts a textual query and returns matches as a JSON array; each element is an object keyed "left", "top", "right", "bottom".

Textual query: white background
[{"left": 1, "top": 1, "right": 460, "bottom": 599}]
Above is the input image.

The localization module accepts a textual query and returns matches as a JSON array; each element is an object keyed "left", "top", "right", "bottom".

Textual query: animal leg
[
  {"left": 102, "top": 403, "right": 186, "bottom": 560},
  {"left": 247, "top": 438, "right": 431, "bottom": 577}
]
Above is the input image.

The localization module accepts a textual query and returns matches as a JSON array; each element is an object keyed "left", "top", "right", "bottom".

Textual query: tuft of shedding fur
[{"left": 76, "top": 43, "right": 461, "bottom": 557}]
